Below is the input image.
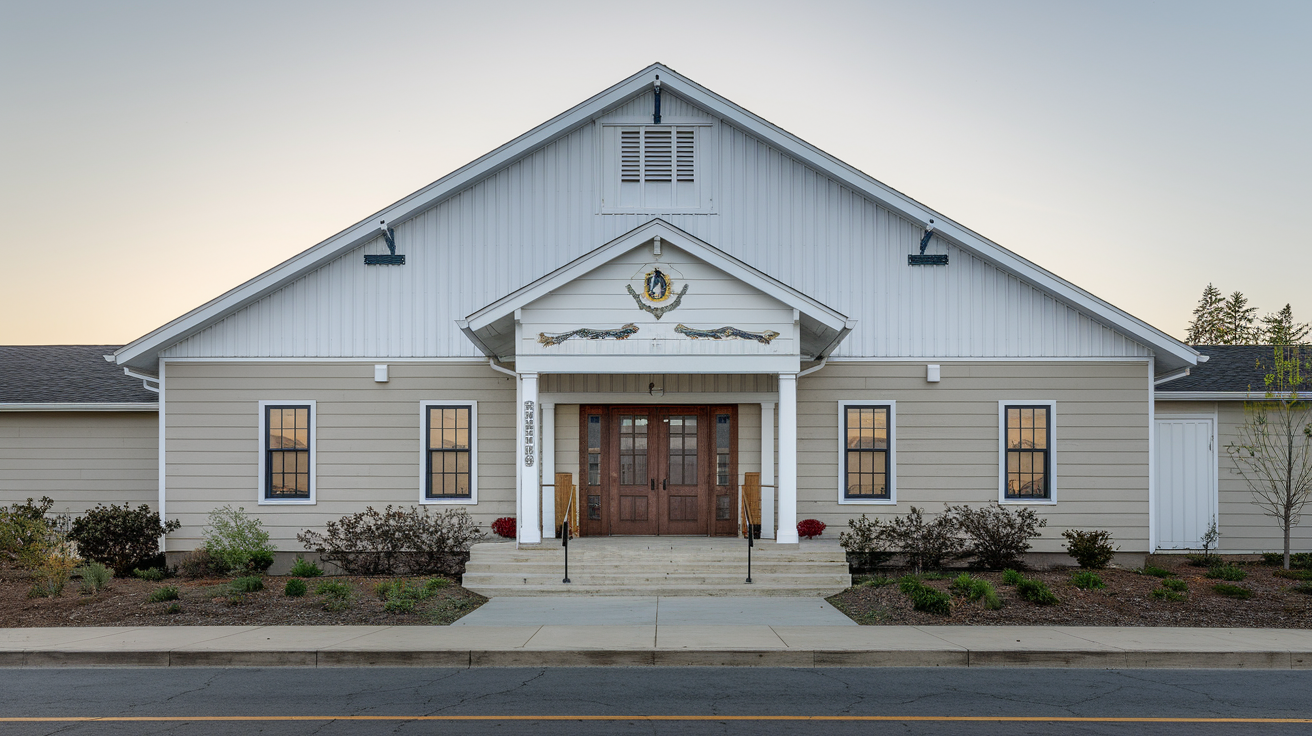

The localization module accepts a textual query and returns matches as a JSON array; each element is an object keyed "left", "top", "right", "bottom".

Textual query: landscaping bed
[
  {"left": 827, "top": 557, "right": 1312, "bottom": 627},
  {"left": 0, "top": 565, "right": 485, "bottom": 627}
]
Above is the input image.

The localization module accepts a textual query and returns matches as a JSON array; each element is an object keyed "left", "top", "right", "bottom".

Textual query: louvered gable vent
[{"left": 606, "top": 125, "right": 708, "bottom": 211}]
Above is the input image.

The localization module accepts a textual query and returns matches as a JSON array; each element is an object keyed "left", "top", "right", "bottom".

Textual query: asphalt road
[{"left": 1, "top": 667, "right": 1310, "bottom": 735}]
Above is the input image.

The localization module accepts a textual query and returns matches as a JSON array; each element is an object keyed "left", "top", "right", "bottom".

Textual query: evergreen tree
[
  {"left": 1185, "top": 283, "right": 1226, "bottom": 344},
  {"left": 1219, "top": 291, "right": 1259, "bottom": 344},
  {"left": 1261, "top": 304, "right": 1311, "bottom": 346}
]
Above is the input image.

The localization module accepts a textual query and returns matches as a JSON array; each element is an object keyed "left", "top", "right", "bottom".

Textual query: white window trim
[
  {"left": 836, "top": 400, "right": 897, "bottom": 505},
  {"left": 998, "top": 400, "right": 1057, "bottom": 505},
  {"left": 257, "top": 399, "right": 316, "bottom": 506},
  {"left": 598, "top": 122, "right": 717, "bottom": 215},
  {"left": 419, "top": 400, "right": 478, "bottom": 505}
]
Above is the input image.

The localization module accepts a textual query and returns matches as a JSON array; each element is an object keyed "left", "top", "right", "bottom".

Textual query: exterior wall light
[{"left": 649, "top": 382, "right": 664, "bottom": 398}]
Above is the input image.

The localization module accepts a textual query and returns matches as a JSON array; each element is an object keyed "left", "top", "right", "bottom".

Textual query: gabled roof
[
  {"left": 1157, "top": 345, "right": 1292, "bottom": 397},
  {"left": 0, "top": 346, "right": 158, "bottom": 408},
  {"left": 113, "top": 62, "right": 1201, "bottom": 372},
  {"left": 458, "top": 219, "right": 854, "bottom": 362}
]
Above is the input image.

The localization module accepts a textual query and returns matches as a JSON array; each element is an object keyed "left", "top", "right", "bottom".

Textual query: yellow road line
[{"left": 0, "top": 716, "right": 1309, "bottom": 723}]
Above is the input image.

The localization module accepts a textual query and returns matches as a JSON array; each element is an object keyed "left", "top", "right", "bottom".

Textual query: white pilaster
[
  {"left": 776, "top": 374, "right": 799, "bottom": 543},
  {"left": 518, "top": 373, "right": 542, "bottom": 544},
  {"left": 541, "top": 402, "right": 556, "bottom": 539},
  {"left": 759, "top": 401, "right": 776, "bottom": 539}
]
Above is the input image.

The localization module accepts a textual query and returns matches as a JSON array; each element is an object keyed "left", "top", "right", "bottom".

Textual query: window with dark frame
[
  {"left": 1004, "top": 405, "right": 1050, "bottom": 500},
  {"left": 715, "top": 414, "right": 731, "bottom": 486},
  {"left": 844, "top": 406, "right": 890, "bottom": 500},
  {"left": 265, "top": 405, "right": 310, "bottom": 500},
  {"left": 426, "top": 406, "right": 472, "bottom": 499}
]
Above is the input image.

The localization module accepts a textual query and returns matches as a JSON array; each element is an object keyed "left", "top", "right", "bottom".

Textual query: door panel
[
  {"left": 610, "top": 410, "right": 658, "bottom": 535},
  {"left": 1154, "top": 418, "right": 1216, "bottom": 550},
  {"left": 659, "top": 411, "right": 705, "bottom": 535}
]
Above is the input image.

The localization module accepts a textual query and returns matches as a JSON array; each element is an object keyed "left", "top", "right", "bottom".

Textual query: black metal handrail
[
  {"left": 741, "top": 490, "right": 753, "bottom": 584},
  {"left": 561, "top": 491, "right": 574, "bottom": 584}
]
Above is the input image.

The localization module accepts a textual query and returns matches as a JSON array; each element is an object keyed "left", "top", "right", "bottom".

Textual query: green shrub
[
  {"left": 67, "top": 503, "right": 179, "bottom": 576},
  {"left": 203, "top": 506, "right": 275, "bottom": 574},
  {"left": 946, "top": 504, "right": 1046, "bottom": 570},
  {"left": 1213, "top": 583, "right": 1254, "bottom": 600},
  {"left": 1151, "top": 588, "right": 1186, "bottom": 602},
  {"left": 1263, "top": 552, "right": 1312, "bottom": 569},
  {"left": 1016, "top": 578, "right": 1058, "bottom": 605},
  {"left": 229, "top": 576, "right": 264, "bottom": 594},
  {"left": 839, "top": 515, "right": 895, "bottom": 571},
  {"left": 0, "top": 497, "right": 63, "bottom": 562},
  {"left": 164, "top": 602, "right": 182, "bottom": 615},
  {"left": 383, "top": 596, "right": 417, "bottom": 614},
  {"left": 1162, "top": 578, "right": 1188, "bottom": 592},
  {"left": 1070, "top": 570, "right": 1105, "bottom": 590},
  {"left": 147, "top": 586, "right": 180, "bottom": 603},
  {"left": 885, "top": 507, "right": 964, "bottom": 573},
  {"left": 1001, "top": 568, "right": 1024, "bottom": 585},
  {"left": 75, "top": 562, "right": 113, "bottom": 595},
  {"left": 1293, "top": 582, "right": 1312, "bottom": 596},
  {"left": 857, "top": 575, "right": 894, "bottom": 589},
  {"left": 424, "top": 577, "right": 452, "bottom": 592},
  {"left": 950, "top": 574, "right": 1002, "bottom": 610},
  {"left": 1274, "top": 569, "right": 1312, "bottom": 581},
  {"left": 25, "top": 535, "right": 80, "bottom": 599},
  {"left": 298, "top": 506, "right": 485, "bottom": 576},
  {"left": 1206, "top": 564, "right": 1247, "bottom": 581},
  {"left": 177, "top": 547, "right": 222, "bottom": 579},
  {"left": 921, "top": 571, "right": 948, "bottom": 581},
  {"left": 288, "top": 557, "right": 324, "bottom": 578},
  {"left": 132, "top": 567, "right": 165, "bottom": 582},
  {"left": 1061, "top": 529, "right": 1117, "bottom": 569},
  {"left": 315, "top": 581, "right": 351, "bottom": 597},
  {"left": 1142, "top": 566, "right": 1173, "bottom": 578},
  {"left": 897, "top": 575, "right": 951, "bottom": 615},
  {"left": 283, "top": 578, "right": 307, "bottom": 597}
]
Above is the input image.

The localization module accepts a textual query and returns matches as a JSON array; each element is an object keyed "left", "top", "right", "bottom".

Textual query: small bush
[
  {"left": 298, "top": 506, "right": 485, "bottom": 576},
  {"left": 1206, "top": 564, "right": 1247, "bottom": 582},
  {"left": 1070, "top": 570, "right": 1105, "bottom": 590},
  {"left": 383, "top": 596, "right": 416, "bottom": 613},
  {"left": 76, "top": 562, "right": 113, "bottom": 595},
  {"left": 1151, "top": 588, "right": 1186, "bottom": 602},
  {"left": 1212, "top": 583, "right": 1254, "bottom": 600},
  {"left": 147, "top": 586, "right": 180, "bottom": 603},
  {"left": 284, "top": 578, "right": 307, "bottom": 597},
  {"left": 1001, "top": 568, "right": 1024, "bottom": 585},
  {"left": 1162, "top": 578, "right": 1188, "bottom": 592},
  {"left": 424, "top": 577, "right": 452, "bottom": 592},
  {"left": 1274, "top": 569, "right": 1312, "bottom": 581},
  {"left": 315, "top": 581, "right": 353, "bottom": 611},
  {"left": 288, "top": 557, "right": 324, "bottom": 578},
  {"left": 132, "top": 567, "right": 165, "bottom": 582},
  {"left": 839, "top": 515, "right": 895, "bottom": 571},
  {"left": 950, "top": 573, "right": 1002, "bottom": 610},
  {"left": 897, "top": 575, "right": 951, "bottom": 615},
  {"left": 26, "top": 526, "right": 81, "bottom": 599},
  {"left": 1016, "top": 578, "right": 1059, "bottom": 605},
  {"left": 1293, "top": 582, "right": 1312, "bottom": 596},
  {"left": 203, "top": 506, "right": 276, "bottom": 574},
  {"left": 177, "top": 548, "right": 222, "bottom": 579},
  {"left": 164, "top": 602, "right": 182, "bottom": 614},
  {"left": 1142, "top": 566, "right": 1173, "bottom": 578},
  {"left": 67, "top": 503, "right": 179, "bottom": 576},
  {"left": 1061, "top": 529, "right": 1117, "bottom": 569},
  {"left": 227, "top": 594, "right": 246, "bottom": 606},
  {"left": 797, "top": 519, "right": 826, "bottom": 539},
  {"left": 491, "top": 517, "right": 517, "bottom": 539},
  {"left": 887, "top": 507, "right": 964, "bottom": 573},
  {"left": 946, "top": 505, "right": 1046, "bottom": 570},
  {"left": 1262, "top": 552, "right": 1312, "bottom": 569},
  {"left": 857, "top": 576, "right": 894, "bottom": 588},
  {"left": 921, "top": 571, "right": 948, "bottom": 581},
  {"left": 229, "top": 576, "right": 264, "bottom": 594},
  {"left": 0, "top": 497, "right": 64, "bottom": 562}
]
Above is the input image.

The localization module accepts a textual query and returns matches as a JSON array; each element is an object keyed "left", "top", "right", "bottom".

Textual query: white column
[
  {"left": 518, "top": 373, "right": 543, "bottom": 544},
  {"left": 541, "top": 402, "right": 556, "bottom": 539},
  {"left": 777, "top": 373, "right": 799, "bottom": 543},
  {"left": 759, "top": 401, "right": 776, "bottom": 539}
]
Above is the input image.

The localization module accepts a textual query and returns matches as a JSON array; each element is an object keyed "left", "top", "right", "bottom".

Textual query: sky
[{"left": 1, "top": 0, "right": 1308, "bottom": 346}]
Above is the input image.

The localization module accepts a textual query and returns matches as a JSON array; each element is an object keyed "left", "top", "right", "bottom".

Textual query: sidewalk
[{"left": 2, "top": 623, "right": 1311, "bottom": 668}]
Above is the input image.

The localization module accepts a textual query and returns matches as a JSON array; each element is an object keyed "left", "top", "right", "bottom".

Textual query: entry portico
[{"left": 459, "top": 219, "right": 855, "bottom": 545}]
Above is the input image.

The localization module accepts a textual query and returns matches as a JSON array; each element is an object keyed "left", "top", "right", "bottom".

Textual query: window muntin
[
  {"left": 586, "top": 414, "right": 601, "bottom": 487},
  {"left": 715, "top": 414, "right": 731, "bottom": 486},
  {"left": 1004, "top": 405, "right": 1050, "bottom": 500},
  {"left": 265, "top": 405, "right": 311, "bottom": 500},
  {"left": 618, "top": 415, "right": 648, "bottom": 486},
  {"left": 667, "top": 414, "right": 698, "bottom": 485},
  {"left": 844, "top": 406, "right": 890, "bottom": 500},
  {"left": 426, "top": 405, "right": 472, "bottom": 499}
]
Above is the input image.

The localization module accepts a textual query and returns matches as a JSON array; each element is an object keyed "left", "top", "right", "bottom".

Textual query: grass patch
[
  {"left": 854, "top": 575, "right": 894, "bottom": 589},
  {"left": 1150, "top": 588, "right": 1186, "bottom": 602},
  {"left": 1000, "top": 569, "right": 1024, "bottom": 585},
  {"left": 424, "top": 577, "right": 452, "bottom": 592},
  {"left": 146, "top": 586, "right": 179, "bottom": 603},
  {"left": 1162, "top": 578, "right": 1188, "bottom": 593},
  {"left": 1016, "top": 578, "right": 1059, "bottom": 605},
  {"left": 164, "top": 602, "right": 182, "bottom": 615},
  {"left": 1212, "top": 583, "right": 1254, "bottom": 600},
  {"left": 898, "top": 575, "right": 951, "bottom": 615},
  {"left": 950, "top": 574, "right": 1002, "bottom": 610},
  {"left": 132, "top": 567, "right": 165, "bottom": 582},
  {"left": 1262, "top": 552, "right": 1312, "bottom": 569},
  {"left": 1141, "top": 566, "right": 1173, "bottom": 578},
  {"left": 920, "top": 571, "right": 949, "bottom": 581},
  {"left": 1070, "top": 570, "right": 1105, "bottom": 590},
  {"left": 76, "top": 562, "right": 113, "bottom": 595},
  {"left": 1273, "top": 569, "right": 1312, "bottom": 581},
  {"left": 1293, "top": 582, "right": 1312, "bottom": 596},
  {"left": 314, "top": 580, "right": 353, "bottom": 611},
  {"left": 1206, "top": 564, "right": 1247, "bottom": 582},
  {"left": 229, "top": 576, "right": 264, "bottom": 594}
]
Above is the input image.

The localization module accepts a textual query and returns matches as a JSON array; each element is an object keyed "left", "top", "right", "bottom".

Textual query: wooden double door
[{"left": 578, "top": 405, "right": 737, "bottom": 536}]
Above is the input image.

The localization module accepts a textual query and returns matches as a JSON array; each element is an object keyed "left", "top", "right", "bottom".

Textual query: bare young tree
[{"left": 1226, "top": 345, "right": 1312, "bottom": 569}]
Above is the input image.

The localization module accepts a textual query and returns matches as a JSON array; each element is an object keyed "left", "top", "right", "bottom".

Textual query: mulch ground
[
  {"left": 827, "top": 557, "right": 1312, "bottom": 627},
  {"left": 0, "top": 567, "right": 486, "bottom": 627}
]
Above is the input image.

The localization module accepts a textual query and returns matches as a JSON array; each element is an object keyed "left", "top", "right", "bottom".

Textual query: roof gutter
[
  {"left": 0, "top": 402, "right": 158, "bottom": 412},
  {"left": 123, "top": 368, "right": 160, "bottom": 393}
]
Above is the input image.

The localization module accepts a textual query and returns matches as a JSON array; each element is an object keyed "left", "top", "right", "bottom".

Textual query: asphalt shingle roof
[
  {"left": 0, "top": 346, "right": 158, "bottom": 404},
  {"left": 1157, "top": 345, "right": 1292, "bottom": 393}
]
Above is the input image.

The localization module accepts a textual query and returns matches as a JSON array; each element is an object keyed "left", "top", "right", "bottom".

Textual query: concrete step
[
  {"left": 462, "top": 573, "right": 850, "bottom": 587},
  {"left": 460, "top": 584, "right": 848, "bottom": 597},
  {"left": 463, "top": 562, "right": 844, "bottom": 574}
]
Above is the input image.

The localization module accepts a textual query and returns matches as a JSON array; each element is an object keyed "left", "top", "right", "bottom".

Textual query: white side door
[{"left": 1155, "top": 417, "right": 1217, "bottom": 550}]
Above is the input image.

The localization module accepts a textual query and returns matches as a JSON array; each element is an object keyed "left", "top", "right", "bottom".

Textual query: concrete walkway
[
  {"left": 453, "top": 596, "right": 855, "bottom": 626},
  {"left": 2, "top": 625, "right": 1311, "bottom": 668}
]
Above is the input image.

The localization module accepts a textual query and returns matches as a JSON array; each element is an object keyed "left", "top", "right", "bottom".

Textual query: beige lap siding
[
  {"left": 164, "top": 361, "right": 516, "bottom": 552},
  {"left": 798, "top": 361, "right": 1151, "bottom": 554},
  {"left": 0, "top": 411, "right": 158, "bottom": 516},
  {"left": 1155, "top": 400, "right": 1312, "bottom": 554}
]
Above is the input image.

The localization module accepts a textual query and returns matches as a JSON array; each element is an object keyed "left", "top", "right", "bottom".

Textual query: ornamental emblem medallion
[
  {"left": 644, "top": 268, "right": 672, "bottom": 302},
  {"left": 627, "top": 262, "right": 688, "bottom": 319}
]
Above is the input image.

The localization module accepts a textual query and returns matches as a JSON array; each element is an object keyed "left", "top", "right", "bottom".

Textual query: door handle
[
  {"left": 650, "top": 479, "right": 655, "bottom": 491},
  {"left": 663, "top": 478, "right": 668, "bottom": 490}
]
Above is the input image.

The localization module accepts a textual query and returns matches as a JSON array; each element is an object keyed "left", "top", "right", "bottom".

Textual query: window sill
[
  {"left": 421, "top": 497, "right": 476, "bottom": 505},
  {"left": 258, "top": 498, "right": 315, "bottom": 506},
  {"left": 839, "top": 498, "right": 897, "bottom": 505},
  {"left": 999, "top": 499, "right": 1057, "bottom": 506}
]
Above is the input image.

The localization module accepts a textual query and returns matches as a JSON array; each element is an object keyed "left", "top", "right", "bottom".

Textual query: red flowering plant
[
  {"left": 797, "top": 519, "right": 826, "bottom": 539},
  {"left": 491, "top": 517, "right": 517, "bottom": 539}
]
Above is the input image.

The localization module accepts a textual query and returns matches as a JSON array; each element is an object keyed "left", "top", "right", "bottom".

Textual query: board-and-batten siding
[
  {"left": 0, "top": 412, "right": 158, "bottom": 516},
  {"left": 1154, "top": 400, "right": 1312, "bottom": 553},
  {"left": 158, "top": 90, "right": 1150, "bottom": 363},
  {"left": 163, "top": 361, "right": 515, "bottom": 549},
  {"left": 798, "top": 361, "right": 1151, "bottom": 554}
]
